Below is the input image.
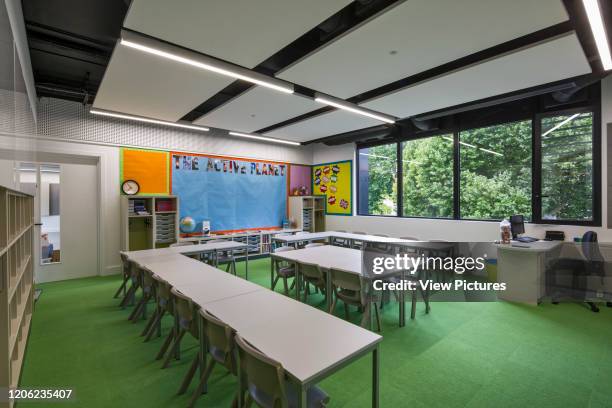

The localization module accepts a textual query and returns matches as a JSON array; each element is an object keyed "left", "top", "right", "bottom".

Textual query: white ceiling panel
[
  {"left": 264, "top": 110, "right": 381, "bottom": 142},
  {"left": 278, "top": 0, "right": 569, "bottom": 98},
  {"left": 362, "top": 34, "right": 591, "bottom": 118},
  {"left": 124, "top": 0, "right": 352, "bottom": 68},
  {"left": 93, "top": 45, "right": 233, "bottom": 121},
  {"left": 193, "top": 87, "right": 320, "bottom": 132}
]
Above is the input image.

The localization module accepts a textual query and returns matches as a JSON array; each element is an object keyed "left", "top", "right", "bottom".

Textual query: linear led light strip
[
  {"left": 120, "top": 31, "right": 294, "bottom": 94},
  {"left": 443, "top": 136, "right": 503, "bottom": 157},
  {"left": 90, "top": 109, "right": 210, "bottom": 131},
  {"left": 359, "top": 152, "right": 420, "bottom": 164},
  {"left": 314, "top": 94, "right": 396, "bottom": 124},
  {"left": 583, "top": 0, "right": 612, "bottom": 70},
  {"left": 229, "top": 131, "right": 300, "bottom": 146}
]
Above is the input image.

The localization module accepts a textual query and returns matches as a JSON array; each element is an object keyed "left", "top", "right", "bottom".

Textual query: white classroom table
[
  {"left": 122, "top": 240, "right": 251, "bottom": 279},
  {"left": 121, "top": 243, "right": 382, "bottom": 407},
  {"left": 272, "top": 231, "right": 416, "bottom": 248},
  {"left": 271, "top": 245, "right": 410, "bottom": 327},
  {"left": 204, "top": 290, "right": 382, "bottom": 407}
]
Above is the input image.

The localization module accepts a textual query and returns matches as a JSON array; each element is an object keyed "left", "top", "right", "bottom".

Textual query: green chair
[
  {"left": 142, "top": 275, "right": 173, "bottom": 341},
  {"left": 297, "top": 261, "right": 327, "bottom": 304},
  {"left": 329, "top": 268, "right": 380, "bottom": 331},
  {"left": 272, "top": 246, "right": 296, "bottom": 295},
  {"left": 159, "top": 288, "right": 199, "bottom": 367},
  {"left": 235, "top": 334, "right": 330, "bottom": 408},
  {"left": 184, "top": 309, "right": 239, "bottom": 408},
  {"left": 352, "top": 231, "right": 366, "bottom": 250}
]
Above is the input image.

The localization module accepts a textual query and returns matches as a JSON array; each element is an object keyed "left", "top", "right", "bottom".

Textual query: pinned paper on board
[
  {"left": 312, "top": 160, "right": 352, "bottom": 215},
  {"left": 120, "top": 148, "right": 169, "bottom": 195}
]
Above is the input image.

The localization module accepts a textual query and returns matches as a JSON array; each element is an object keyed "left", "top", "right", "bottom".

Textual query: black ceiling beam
[
  {"left": 258, "top": 21, "right": 576, "bottom": 137},
  {"left": 179, "top": 0, "right": 404, "bottom": 122}
]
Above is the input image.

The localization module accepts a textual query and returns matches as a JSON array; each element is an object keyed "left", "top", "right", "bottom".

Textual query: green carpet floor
[{"left": 19, "top": 258, "right": 612, "bottom": 407}]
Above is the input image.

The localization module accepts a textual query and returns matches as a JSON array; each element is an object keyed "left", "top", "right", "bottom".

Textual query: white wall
[
  {"left": 0, "top": 96, "right": 316, "bottom": 280},
  {"left": 313, "top": 76, "right": 612, "bottom": 242}
]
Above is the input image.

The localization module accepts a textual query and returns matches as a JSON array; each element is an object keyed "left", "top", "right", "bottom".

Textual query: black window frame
[{"left": 356, "top": 105, "right": 601, "bottom": 227}]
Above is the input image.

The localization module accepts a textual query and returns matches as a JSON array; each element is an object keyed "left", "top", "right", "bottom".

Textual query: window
[
  {"left": 356, "top": 107, "right": 599, "bottom": 226},
  {"left": 459, "top": 120, "right": 532, "bottom": 220},
  {"left": 357, "top": 143, "right": 397, "bottom": 215},
  {"left": 402, "top": 135, "right": 454, "bottom": 218},
  {"left": 540, "top": 112, "right": 594, "bottom": 222}
]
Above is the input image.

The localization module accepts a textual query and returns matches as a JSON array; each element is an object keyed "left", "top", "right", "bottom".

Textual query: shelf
[
  {"left": 0, "top": 226, "right": 31, "bottom": 258},
  {"left": 10, "top": 310, "right": 32, "bottom": 390},
  {"left": 9, "top": 287, "right": 33, "bottom": 357},
  {"left": 8, "top": 255, "right": 31, "bottom": 303}
]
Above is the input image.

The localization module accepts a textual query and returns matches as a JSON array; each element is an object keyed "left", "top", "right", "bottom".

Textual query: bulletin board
[
  {"left": 312, "top": 160, "right": 352, "bottom": 215},
  {"left": 171, "top": 152, "right": 288, "bottom": 234},
  {"left": 120, "top": 148, "right": 170, "bottom": 195}
]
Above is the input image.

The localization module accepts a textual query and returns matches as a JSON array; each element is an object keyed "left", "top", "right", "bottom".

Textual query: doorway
[{"left": 19, "top": 161, "right": 99, "bottom": 283}]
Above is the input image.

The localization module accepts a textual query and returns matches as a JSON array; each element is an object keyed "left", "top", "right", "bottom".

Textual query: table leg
[
  {"left": 198, "top": 314, "right": 208, "bottom": 394},
  {"left": 298, "top": 383, "right": 306, "bottom": 408},
  {"left": 325, "top": 268, "right": 332, "bottom": 313},
  {"left": 372, "top": 345, "right": 380, "bottom": 408},
  {"left": 411, "top": 290, "right": 417, "bottom": 320},
  {"left": 399, "top": 271, "right": 405, "bottom": 327},
  {"left": 270, "top": 256, "right": 275, "bottom": 290},
  {"left": 245, "top": 249, "right": 249, "bottom": 280}
]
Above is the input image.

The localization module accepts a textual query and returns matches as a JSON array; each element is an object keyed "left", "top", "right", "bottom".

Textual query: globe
[{"left": 179, "top": 216, "right": 197, "bottom": 233}]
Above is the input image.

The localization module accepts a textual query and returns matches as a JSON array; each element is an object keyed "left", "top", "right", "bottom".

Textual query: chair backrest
[
  {"left": 141, "top": 267, "right": 155, "bottom": 289},
  {"left": 274, "top": 246, "right": 294, "bottom": 253},
  {"left": 353, "top": 231, "right": 366, "bottom": 235},
  {"left": 235, "top": 334, "right": 287, "bottom": 408},
  {"left": 170, "top": 288, "right": 197, "bottom": 335},
  {"left": 295, "top": 231, "right": 309, "bottom": 235},
  {"left": 429, "top": 239, "right": 450, "bottom": 242},
  {"left": 330, "top": 268, "right": 361, "bottom": 293},
  {"left": 298, "top": 261, "right": 324, "bottom": 280},
  {"left": 200, "top": 309, "right": 236, "bottom": 371},
  {"left": 334, "top": 230, "right": 347, "bottom": 233},
  {"left": 304, "top": 242, "right": 324, "bottom": 248},
  {"left": 400, "top": 236, "right": 419, "bottom": 241},
  {"left": 581, "top": 231, "right": 604, "bottom": 264},
  {"left": 373, "top": 233, "right": 389, "bottom": 237},
  {"left": 170, "top": 241, "right": 195, "bottom": 247}
]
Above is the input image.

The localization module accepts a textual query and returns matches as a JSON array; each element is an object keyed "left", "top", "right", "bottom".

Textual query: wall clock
[{"left": 122, "top": 179, "right": 140, "bottom": 195}]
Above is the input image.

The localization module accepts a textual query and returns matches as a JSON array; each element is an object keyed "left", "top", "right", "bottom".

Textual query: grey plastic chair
[
  {"left": 119, "top": 260, "right": 141, "bottom": 309},
  {"left": 329, "top": 268, "right": 380, "bottom": 331},
  {"left": 184, "top": 309, "right": 238, "bottom": 407},
  {"left": 235, "top": 334, "right": 330, "bottom": 408},
  {"left": 272, "top": 246, "right": 296, "bottom": 295},
  {"left": 114, "top": 253, "right": 131, "bottom": 299},
  {"left": 208, "top": 239, "right": 237, "bottom": 275},
  {"left": 128, "top": 266, "right": 155, "bottom": 322},
  {"left": 142, "top": 274, "right": 172, "bottom": 340},
  {"left": 352, "top": 231, "right": 366, "bottom": 250},
  {"left": 297, "top": 261, "right": 327, "bottom": 303},
  {"left": 160, "top": 288, "right": 199, "bottom": 368},
  {"left": 304, "top": 242, "right": 325, "bottom": 248},
  {"left": 400, "top": 236, "right": 419, "bottom": 241}
]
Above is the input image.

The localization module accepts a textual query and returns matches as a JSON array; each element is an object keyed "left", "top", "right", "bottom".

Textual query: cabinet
[
  {"left": 120, "top": 196, "right": 179, "bottom": 251},
  {"left": 288, "top": 196, "right": 326, "bottom": 232},
  {"left": 0, "top": 186, "right": 34, "bottom": 406}
]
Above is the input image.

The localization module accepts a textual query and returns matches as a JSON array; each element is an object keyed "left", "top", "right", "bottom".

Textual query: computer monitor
[{"left": 510, "top": 215, "right": 525, "bottom": 239}]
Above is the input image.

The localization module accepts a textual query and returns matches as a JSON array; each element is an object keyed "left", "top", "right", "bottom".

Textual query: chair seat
[
  {"left": 250, "top": 383, "right": 330, "bottom": 408},
  {"left": 337, "top": 288, "right": 360, "bottom": 304},
  {"left": 278, "top": 265, "right": 295, "bottom": 277}
]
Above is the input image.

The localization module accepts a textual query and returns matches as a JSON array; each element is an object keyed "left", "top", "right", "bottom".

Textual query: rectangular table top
[
  {"left": 204, "top": 290, "right": 382, "bottom": 384},
  {"left": 122, "top": 242, "right": 381, "bottom": 386}
]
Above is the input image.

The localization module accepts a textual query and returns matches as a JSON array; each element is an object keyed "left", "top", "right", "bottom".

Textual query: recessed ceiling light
[
  {"left": 314, "top": 94, "right": 396, "bottom": 124},
  {"left": 582, "top": 0, "right": 612, "bottom": 70},
  {"left": 90, "top": 109, "right": 210, "bottom": 132},
  {"left": 120, "top": 30, "right": 295, "bottom": 94},
  {"left": 229, "top": 131, "right": 300, "bottom": 146}
]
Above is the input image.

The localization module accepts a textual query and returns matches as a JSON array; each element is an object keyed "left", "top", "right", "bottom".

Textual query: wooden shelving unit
[
  {"left": 120, "top": 196, "right": 179, "bottom": 251},
  {"left": 0, "top": 185, "right": 34, "bottom": 406},
  {"left": 288, "top": 196, "right": 326, "bottom": 232}
]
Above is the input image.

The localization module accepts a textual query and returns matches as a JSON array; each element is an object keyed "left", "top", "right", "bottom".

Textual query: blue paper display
[{"left": 171, "top": 154, "right": 287, "bottom": 233}]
